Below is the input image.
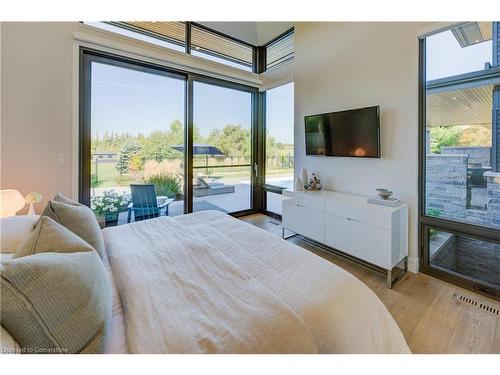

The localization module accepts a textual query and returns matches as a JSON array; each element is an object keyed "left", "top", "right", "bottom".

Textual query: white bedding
[{"left": 104, "top": 210, "right": 410, "bottom": 354}]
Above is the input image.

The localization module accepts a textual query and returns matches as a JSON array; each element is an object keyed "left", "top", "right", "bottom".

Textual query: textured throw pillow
[
  {"left": 0, "top": 215, "right": 39, "bottom": 253},
  {"left": 0, "top": 251, "right": 112, "bottom": 354},
  {"left": 13, "top": 216, "right": 95, "bottom": 259},
  {"left": 1, "top": 325, "right": 20, "bottom": 354},
  {"left": 37, "top": 194, "right": 105, "bottom": 258}
]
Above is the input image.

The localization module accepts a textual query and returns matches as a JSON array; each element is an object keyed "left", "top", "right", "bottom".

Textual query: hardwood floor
[{"left": 240, "top": 213, "right": 500, "bottom": 354}]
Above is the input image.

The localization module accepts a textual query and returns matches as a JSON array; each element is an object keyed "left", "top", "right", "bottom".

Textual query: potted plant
[{"left": 91, "top": 190, "right": 129, "bottom": 227}]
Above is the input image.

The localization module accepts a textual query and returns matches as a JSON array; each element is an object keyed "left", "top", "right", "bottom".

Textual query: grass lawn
[
  {"left": 92, "top": 161, "right": 293, "bottom": 188},
  {"left": 92, "top": 162, "right": 137, "bottom": 188}
]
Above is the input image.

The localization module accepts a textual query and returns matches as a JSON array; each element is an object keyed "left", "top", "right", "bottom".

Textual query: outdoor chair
[
  {"left": 193, "top": 177, "right": 235, "bottom": 197},
  {"left": 127, "top": 184, "right": 170, "bottom": 223}
]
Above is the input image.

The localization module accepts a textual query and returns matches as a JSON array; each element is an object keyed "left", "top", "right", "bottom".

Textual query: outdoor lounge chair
[
  {"left": 127, "top": 184, "right": 172, "bottom": 223},
  {"left": 193, "top": 177, "right": 235, "bottom": 197}
]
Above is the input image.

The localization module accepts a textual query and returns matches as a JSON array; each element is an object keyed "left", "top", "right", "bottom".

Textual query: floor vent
[
  {"left": 454, "top": 293, "right": 499, "bottom": 315},
  {"left": 268, "top": 220, "right": 280, "bottom": 226}
]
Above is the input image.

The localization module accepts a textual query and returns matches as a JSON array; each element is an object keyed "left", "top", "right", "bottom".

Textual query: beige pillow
[
  {"left": 37, "top": 194, "right": 105, "bottom": 258},
  {"left": 0, "top": 215, "right": 39, "bottom": 253},
  {"left": 14, "top": 216, "right": 95, "bottom": 259},
  {"left": 1, "top": 251, "right": 112, "bottom": 354}
]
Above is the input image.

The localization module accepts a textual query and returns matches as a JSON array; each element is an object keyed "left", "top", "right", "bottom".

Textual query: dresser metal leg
[
  {"left": 386, "top": 269, "right": 393, "bottom": 289},
  {"left": 282, "top": 227, "right": 296, "bottom": 240}
]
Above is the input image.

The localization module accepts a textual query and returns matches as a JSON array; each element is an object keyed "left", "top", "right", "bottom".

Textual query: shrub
[
  {"left": 143, "top": 159, "right": 182, "bottom": 180},
  {"left": 146, "top": 173, "right": 182, "bottom": 198},
  {"left": 430, "top": 127, "right": 461, "bottom": 154}
]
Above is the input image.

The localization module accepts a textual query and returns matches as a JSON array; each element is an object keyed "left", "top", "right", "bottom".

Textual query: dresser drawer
[
  {"left": 325, "top": 199, "right": 393, "bottom": 230},
  {"left": 283, "top": 192, "right": 324, "bottom": 212},
  {"left": 324, "top": 213, "right": 392, "bottom": 269},
  {"left": 283, "top": 200, "right": 324, "bottom": 243}
]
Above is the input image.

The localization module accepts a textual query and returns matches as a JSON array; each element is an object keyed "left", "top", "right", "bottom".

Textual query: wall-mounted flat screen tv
[{"left": 305, "top": 106, "right": 380, "bottom": 158}]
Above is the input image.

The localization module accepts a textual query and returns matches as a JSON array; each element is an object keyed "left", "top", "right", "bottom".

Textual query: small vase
[
  {"left": 300, "top": 169, "right": 308, "bottom": 188},
  {"left": 295, "top": 177, "right": 303, "bottom": 191}
]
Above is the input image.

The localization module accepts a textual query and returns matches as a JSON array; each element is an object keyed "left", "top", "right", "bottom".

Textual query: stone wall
[
  {"left": 425, "top": 155, "right": 468, "bottom": 220},
  {"left": 485, "top": 171, "right": 500, "bottom": 228},
  {"left": 441, "top": 146, "right": 491, "bottom": 167},
  {"left": 426, "top": 156, "right": 500, "bottom": 229}
]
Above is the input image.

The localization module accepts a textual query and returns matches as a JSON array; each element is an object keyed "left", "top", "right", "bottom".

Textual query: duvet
[{"left": 103, "top": 210, "right": 410, "bottom": 354}]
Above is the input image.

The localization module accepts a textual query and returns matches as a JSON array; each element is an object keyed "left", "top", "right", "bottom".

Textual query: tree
[
  {"left": 129, "top": 153, "right": 145, "bottom": 181},
  {"left": 116, "top": 142, "right": 142, "bottom": 175},
  {"left": 207, "top": 124, "right": 250, "bottom": 159},
  {"left": 430, "top": 126, "right": 461, "bottom": 154},
  {"left": 142, "top": 130, "right": 171, "bottom": 162}
]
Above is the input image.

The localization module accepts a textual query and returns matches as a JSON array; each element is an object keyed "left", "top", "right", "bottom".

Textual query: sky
[
  {"left": 91, "top": 63, "right": 252, "bottom": 140},
  {"left": 266, "top": 83, "right": 294, "bottom": 144},
  {"left": 426, "top": 28, "right": 492, "bottom": 81}
]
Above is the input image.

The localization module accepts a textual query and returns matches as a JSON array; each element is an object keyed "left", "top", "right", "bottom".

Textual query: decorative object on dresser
[
  {"left": 282, "top": 189, "right": 408, "bottom": 288},
  {"left": 295, "top": 176, "right": 304, "bottom": 191},
  {"left": 25, "top": 192, "right": 42, "bottom": 215},
  {"left": 376, "top": 188, "right": 393, "bottom": 199},
  {"left": 299, "top": 168, "right": 308, "bottom": 188},
  {"left": 369, "top": 188, "right": 401, "bottom": 207},
  {"left": 304, "top": 172, "right": 322, "bottom": 191},
  {"left": 367, "top": 196, "right": 401, "bottom": 207}
]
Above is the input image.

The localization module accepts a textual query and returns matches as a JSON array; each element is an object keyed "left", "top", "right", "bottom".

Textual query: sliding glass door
[
  {"left": 80, "top": 50, "right": 259, "bottom": 225},
  {"left": 80, "top": 51, "right": 187, "bottom": 226},
  {"left": 191, "top": 80, "right": 256, "bottom": 214},
  {"left": 419, "top": 22, "right": 500, "bottom": 300},
  {"left": 263, "top": 82, "right": 294, "bottom": 216}
]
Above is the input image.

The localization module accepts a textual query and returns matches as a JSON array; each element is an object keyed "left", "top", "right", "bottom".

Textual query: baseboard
[{"left": 408, "top": 257, "right": 419, "bottom": 273}]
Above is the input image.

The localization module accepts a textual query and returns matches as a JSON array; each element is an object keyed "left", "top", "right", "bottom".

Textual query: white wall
[{"left": 294, "top": 22, "right": 436, "bottom": 271}]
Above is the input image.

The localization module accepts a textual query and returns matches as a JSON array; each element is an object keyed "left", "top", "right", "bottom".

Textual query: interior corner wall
[
  {"left": 1, "top": 22, "right": 80, "bottom": 213},
  {"left": 294, "top": 22, "right": 436, "bottom": 272}
]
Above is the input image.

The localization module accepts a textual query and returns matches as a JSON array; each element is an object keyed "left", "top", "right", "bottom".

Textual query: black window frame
[
  {"left": 264, "top": 28, "right": 295, "bottom": 71},
  {"left": 79, "top": 47, "right": 260, "bottom": 218},
  {"left": 418, "top": 32, "right": 500, "bottom": 301}
]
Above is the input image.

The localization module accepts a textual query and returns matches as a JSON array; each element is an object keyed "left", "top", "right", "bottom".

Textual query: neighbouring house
[{"left": 92, "top": 151, "right": 119, "bottom": 163}]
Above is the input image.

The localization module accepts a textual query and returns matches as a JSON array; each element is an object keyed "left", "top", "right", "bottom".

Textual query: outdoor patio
[{"left": 110, "top": 179, "right": 290, "bottom": 225}]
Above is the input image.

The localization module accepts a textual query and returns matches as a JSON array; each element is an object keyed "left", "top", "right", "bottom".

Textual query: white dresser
[{"left": 282, "top": 189, "right": 408, "bottom": 288}]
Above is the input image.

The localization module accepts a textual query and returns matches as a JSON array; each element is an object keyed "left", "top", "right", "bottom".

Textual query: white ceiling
[
  {"left": 196, "top": 22, "right": 293, "bottom": 46},
  {"left": 427, "top": 85, "right": 493, "bottom": 128}
]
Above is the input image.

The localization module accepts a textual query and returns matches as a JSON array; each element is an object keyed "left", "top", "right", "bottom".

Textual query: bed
[{"left": 101, "top": 210, "right": 410, "bottom": 354}]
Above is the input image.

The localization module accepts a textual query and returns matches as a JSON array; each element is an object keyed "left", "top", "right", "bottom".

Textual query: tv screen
[{"left": 304, "top": 106, "right": 380, "bottom": 158}]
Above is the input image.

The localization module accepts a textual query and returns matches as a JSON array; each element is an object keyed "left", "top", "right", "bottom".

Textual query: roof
[{"left": 426, "top": 66, "right": 500, "bottom": 128}]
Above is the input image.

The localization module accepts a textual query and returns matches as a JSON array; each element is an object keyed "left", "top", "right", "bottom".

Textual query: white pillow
[
  {"left": 1, "top": 325, "right": 20, "bottom": 354},
  {"left": 0, "top": 215, "right": 39, "bottom": 253}
]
